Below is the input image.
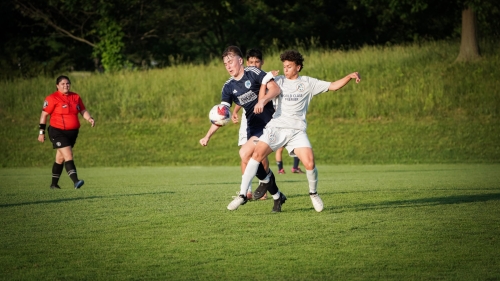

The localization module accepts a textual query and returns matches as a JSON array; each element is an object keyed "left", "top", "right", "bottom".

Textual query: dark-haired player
[{"left": 244, "top": 50, "right": 361, "bottom": 212}]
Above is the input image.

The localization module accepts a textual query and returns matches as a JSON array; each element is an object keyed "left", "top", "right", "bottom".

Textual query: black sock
[
  {"left": 51, "top": 162, "right": 64, "bottom": 186},
  {"left": 256, "top": 163, "right": 268, "bottom": 180},
  {"left": 268, "top": 173, "right": 279, "bottom": 195},
  {"left": 293, "top": 157, "right": 300, "bottom": 169},
  {"left": 65, "top": 160, "right": 79, "bottom": 183},
  {"left": 277, "top": 161, "right": 283, "bottom": 170}
]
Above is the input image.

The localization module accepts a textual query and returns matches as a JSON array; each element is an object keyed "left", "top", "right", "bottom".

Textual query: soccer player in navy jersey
[
  {"left": 231, "top": 48, "right": 279, "bottom": 200},
  {"left": 199, "top": 46, "right": 286, "bottom": 211}
]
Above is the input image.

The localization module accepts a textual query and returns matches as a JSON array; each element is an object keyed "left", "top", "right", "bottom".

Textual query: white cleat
[
  {"left": 309, "top": 192, "right": 324, "bottom": 212},
  {"left": 227, "top": 195, "right": 248, "bottom": 211}
]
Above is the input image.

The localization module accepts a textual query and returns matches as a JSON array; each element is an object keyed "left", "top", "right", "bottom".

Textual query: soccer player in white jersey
[
  {"left": 232, "top": 49, "right": 278, "bottom": 200},
  {"left": 199, "top": 46, "right": 284, "bottom": 211},
  {"left": 237, "top": 50, "right": 361, "bottom": 212}
]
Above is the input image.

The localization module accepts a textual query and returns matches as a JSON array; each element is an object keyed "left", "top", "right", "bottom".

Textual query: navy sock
[
  {"left": 293, "top": 157, "right": 300, "bottom": 169},
  {"left": 277, "top": 161, "right": 283, "bottom": 170},
  {"left": 256, "top": 163, "right": 267, "bottom": 180}
]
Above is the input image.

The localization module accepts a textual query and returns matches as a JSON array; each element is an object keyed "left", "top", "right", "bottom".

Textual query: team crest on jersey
[
  {"left": 43, "top": 100, "right": 48, "bottom": 108},
  {"left": 244, "top": 80, "right": 251, "bottom": 89},
  {"left": 62, "top": 104, "right": 68, "bottom": 108},
  {"left": 297, "top": 83, "right": 305, "bottom": 92}
]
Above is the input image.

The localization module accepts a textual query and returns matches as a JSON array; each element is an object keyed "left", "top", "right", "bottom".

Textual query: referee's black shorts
[{"left": 48, "top": 126, "right": 79, "bottom": 149}]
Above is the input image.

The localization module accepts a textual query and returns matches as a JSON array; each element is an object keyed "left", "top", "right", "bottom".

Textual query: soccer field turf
[{"left": 1, "top": 165, "right": 499, "bottom": 280}]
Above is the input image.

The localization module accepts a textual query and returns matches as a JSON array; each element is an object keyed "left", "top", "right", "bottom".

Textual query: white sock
[
  {"left": 247, "top": 181, "right": 252, "bottom": 193},
  {"left": 240, "top": 158, "right": 260, "bottom": 195},
  {"left": 259, "top": 170, "right": 272, "bottom": 184},
  {"left": 306, "top": 167, "right": 318, "bottom": 194},
  {"left": 272, "top": 191, "right": 281, "bottom": 200}
]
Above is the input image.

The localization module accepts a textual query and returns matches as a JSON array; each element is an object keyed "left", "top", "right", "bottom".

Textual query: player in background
[
  {"left": 199, "top": 46, "right": 285, "bottom": 211},
  {"left": 241, "top": 50, "right": 361, "bottom": 212},
  {"left": 231, "top": 49, "right": 279, "bottom": 200},
  {"left": 275, "top": 147, "right": 304, "bottom": 174}
]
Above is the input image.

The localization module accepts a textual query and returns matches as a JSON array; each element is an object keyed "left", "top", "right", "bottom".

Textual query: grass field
[{"left": 1, "top": 165, "right": 499, "bottom": 280}]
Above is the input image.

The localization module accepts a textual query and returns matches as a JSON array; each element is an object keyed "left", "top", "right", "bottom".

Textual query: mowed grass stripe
[{"left": 1, "top": 165, "right": 499, "bottom": 280}]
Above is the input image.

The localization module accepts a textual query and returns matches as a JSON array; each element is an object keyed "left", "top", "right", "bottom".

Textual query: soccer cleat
[
  {"left": 278, "top": 169, "right": 285, "bottom": 174},
  {"left": 309, "top": 192, "right": 324, "bottom": 212},
  {"left": 253, "top": 176, "right": 274, "bottom": 200},
  {"left": 272, "top": 192, "right": 287, "bottom": 213},
  {"left": 291, "top": 168, "right": 304, "bottom": 174},
  {"left": 50, "top": 184, "right": 61, "bottom": 189},
  {"left": 74, "top": 180, "right": 85, "bottom": 189},
  {"left": 227, "top": 194, "right": 248, "bottom": 210}
]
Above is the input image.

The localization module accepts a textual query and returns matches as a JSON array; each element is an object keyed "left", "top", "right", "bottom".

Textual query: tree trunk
[{"left": 456, "top": 7, "right": 481, "bottom": 62}]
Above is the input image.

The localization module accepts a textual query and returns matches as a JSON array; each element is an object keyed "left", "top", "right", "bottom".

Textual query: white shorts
[{"left": 259, "top": 127, "right": 311, "bottom": 156}]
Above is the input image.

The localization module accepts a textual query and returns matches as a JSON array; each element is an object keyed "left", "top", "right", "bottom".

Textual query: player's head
[
  {"left": 246, "top": 49, "right": 264, "bottom": 69},
  {"left": 280, "top": 50, "right": 304, "bottom": 80},
  {"left": 222, "top": 46, "right": 244, "bottom": 77}
]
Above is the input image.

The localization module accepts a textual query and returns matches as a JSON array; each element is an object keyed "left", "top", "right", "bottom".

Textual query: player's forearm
[
  {"left": 39, "top": 111, "right": 49, "bottom": 124},
  {"left": 329, "top": 75, "right": 354, "bottom": 91},
  {"left": 205, "top": 124, "right": 220, "bottom": 138},
  {"left": 260, "top": 81, "right": 281, "bottom": 104}
]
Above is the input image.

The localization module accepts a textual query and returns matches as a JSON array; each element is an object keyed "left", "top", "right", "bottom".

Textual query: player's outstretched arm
[
  {"left": 328, "top": 72, "right": 361, "bottom": 91},
  {"left": 199, "top": 124, "right": 221, "bottom": 146}
]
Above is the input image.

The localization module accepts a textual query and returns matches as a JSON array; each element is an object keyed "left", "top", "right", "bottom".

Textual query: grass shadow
[{"left": 0, "top": 191, "right": 174, "bottom": 208}]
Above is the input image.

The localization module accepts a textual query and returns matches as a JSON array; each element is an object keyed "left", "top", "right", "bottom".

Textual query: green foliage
[
  {"left": 1, "top": 165, "right": 499, "bottom": 280},
  {"left": 0, "top": 41, "right": 499, "bottom": 167},
  {"left": 92, "top": 18, "right": 126, "bottom": 73}
]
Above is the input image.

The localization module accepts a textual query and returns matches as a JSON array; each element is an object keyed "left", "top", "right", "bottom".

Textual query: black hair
[
  {"left": 246, "top": 49, "right": 263, "bottom": 61},
  {"left": 56, "top": 75, "right": 71, "bottom": 85},
  {"left": 280, "top": 50, "right": 304, "bottom": 72}
]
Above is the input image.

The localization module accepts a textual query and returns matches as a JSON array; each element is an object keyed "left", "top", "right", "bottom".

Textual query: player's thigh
[
  {"left": 293, "top": 147, "right": 315, "bottom": 170},
  {"left": 239, "top": 136, "right": 258, "bottom": 160}
]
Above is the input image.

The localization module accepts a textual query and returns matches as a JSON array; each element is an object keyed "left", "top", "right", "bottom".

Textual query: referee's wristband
[{"left": 39, "top": 130, "right": 45, "bottom": 135}]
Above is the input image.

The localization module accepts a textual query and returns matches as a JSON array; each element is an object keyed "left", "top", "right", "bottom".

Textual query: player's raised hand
[{"left": 351, "top": 72, "right": 361, "bottom": 83}]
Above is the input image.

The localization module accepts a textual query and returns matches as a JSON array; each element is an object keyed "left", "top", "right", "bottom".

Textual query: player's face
[
  {"left": 223, "top": 54, "right": 244, "bottom": 78},
  {"left": 56, "top": 79, "right": 71, "bottom": 94},
  {"left": 246, "top": 57, "right": 263, "bottom": 69},
  {"left": 283, "top": 60, "right": 301, "bottom": 80}
]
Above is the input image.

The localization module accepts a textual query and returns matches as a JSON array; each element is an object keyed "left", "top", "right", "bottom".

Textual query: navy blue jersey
[{"left": 221, "top": 66, "right": 275, "bottom": 134}]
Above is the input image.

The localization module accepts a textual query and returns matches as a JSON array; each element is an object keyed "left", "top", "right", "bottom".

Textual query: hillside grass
[
  {"left": 0, "top": 40, "right": 499, "bottom": 167},
  {"left": 1, "top": 164, "right": 499, "bottom": 280}
]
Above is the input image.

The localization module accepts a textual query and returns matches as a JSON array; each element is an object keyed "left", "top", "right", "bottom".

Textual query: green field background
[{"left": 0, "top": 40, "right": 499, "bottom": 168}]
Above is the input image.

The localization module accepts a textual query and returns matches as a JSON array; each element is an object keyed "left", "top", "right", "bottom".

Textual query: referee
[{"left": 37, "top": 75, "right": 95, "bottom": 189}]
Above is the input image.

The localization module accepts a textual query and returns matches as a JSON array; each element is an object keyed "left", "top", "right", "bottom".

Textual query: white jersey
[{"left": 267, "top": 75, "right": 330, "bottom": 131}]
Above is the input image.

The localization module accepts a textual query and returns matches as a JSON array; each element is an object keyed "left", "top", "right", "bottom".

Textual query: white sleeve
[{"left": 261, "top": 72, "right": 274, "bottom": 85}]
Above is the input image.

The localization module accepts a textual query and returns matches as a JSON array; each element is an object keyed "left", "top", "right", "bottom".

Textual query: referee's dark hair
[{"left": 56, "top": 75, "right": 71, "bottom": 85}]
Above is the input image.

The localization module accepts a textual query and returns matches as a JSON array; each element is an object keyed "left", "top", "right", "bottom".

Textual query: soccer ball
[{"left": 209, "top": 104, "right": 231, "bottom": 126}]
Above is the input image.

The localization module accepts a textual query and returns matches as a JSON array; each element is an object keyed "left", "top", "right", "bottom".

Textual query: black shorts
[{"left": 48, "top": 126, "right": 79, "bottom": 149}]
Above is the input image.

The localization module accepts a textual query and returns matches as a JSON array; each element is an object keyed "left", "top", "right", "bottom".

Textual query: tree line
[{"left": 1, "top": 0, "right": 498, "bottom": 79}]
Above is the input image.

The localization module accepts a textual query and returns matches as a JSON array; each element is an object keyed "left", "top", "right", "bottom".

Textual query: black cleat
[
  {"left": 254, "top": 176, "right": 274, "bottom": 200},
  {"left": 272, "top": 192, "right": 287, "bottom": 213},
  {"left": 50, "top": 184, "right": 61, "bottom": 189}
]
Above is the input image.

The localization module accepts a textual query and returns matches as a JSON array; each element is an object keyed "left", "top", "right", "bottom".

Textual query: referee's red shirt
[{"left": 43, "top": 91, "right": 86, "bottom": 130}]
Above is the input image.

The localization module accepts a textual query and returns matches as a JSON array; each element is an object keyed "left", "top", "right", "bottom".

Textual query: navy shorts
[
  {"left": 247, "top": 126, "right": 264, "bottom": 140},
  {"left": 48, "top": 126, "right": 79, "bottom": 149}
]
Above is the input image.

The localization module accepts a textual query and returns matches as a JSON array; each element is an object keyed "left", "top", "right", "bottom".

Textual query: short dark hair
[
  {"left": 56, "top": 75, "right": 71, "bottom": 85},
  {"left": 246, "top": 49, "right": 263, "bottom": 61},
  {"left": 222, "top": 46, "right": 243, "bottom": 60},
  {"left": 280, "top": 50, "right": 304, "bottom": 72}
]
